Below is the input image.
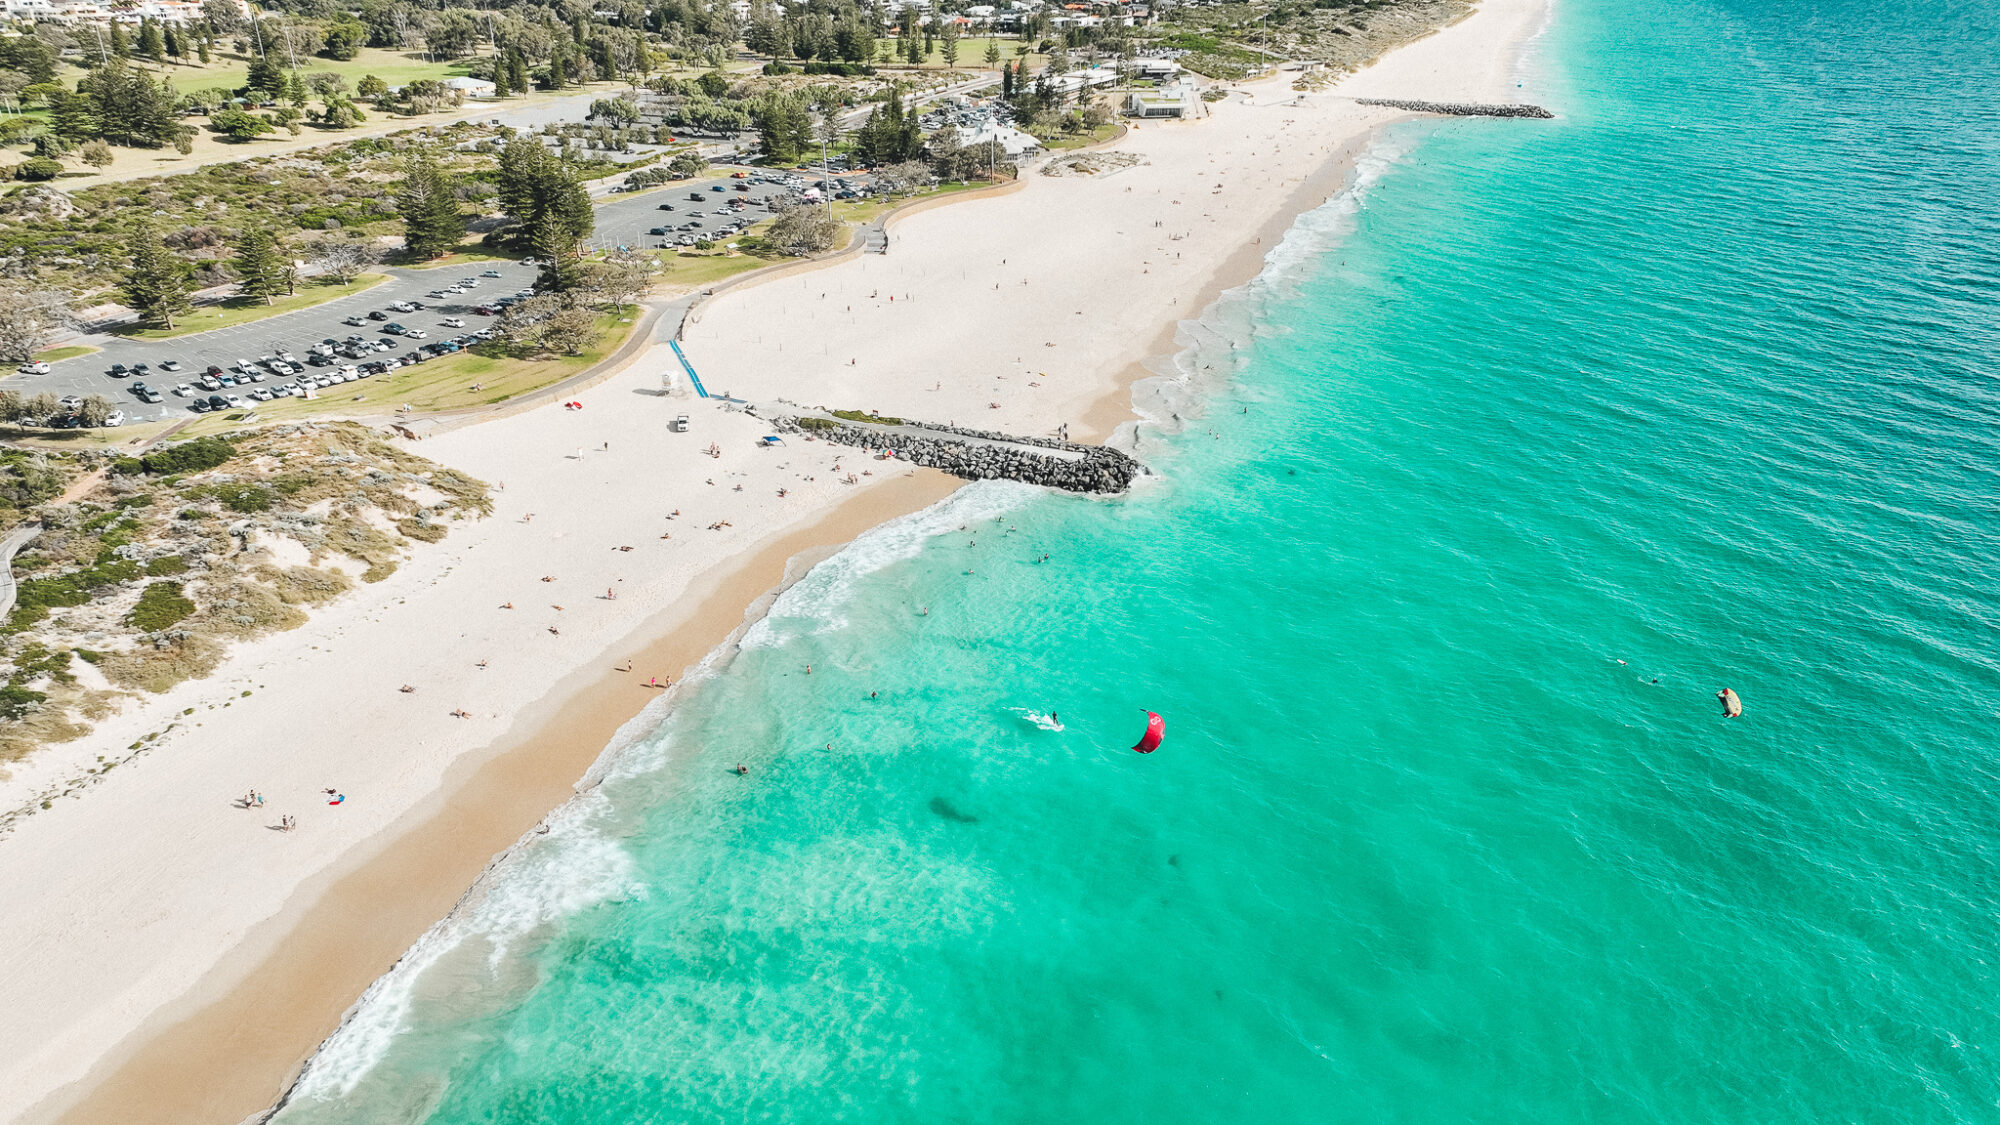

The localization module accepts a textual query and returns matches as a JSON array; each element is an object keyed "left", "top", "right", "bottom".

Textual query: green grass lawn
[
  {"left": 116, "top": 274, "right": 388, "bottom": 341},
  {"left": 1035, "top": 122, "right": 1121, "bottom": 151},
  {"left": 181, "top": 311, "right": 639, "bottom": 432},
  {"left": 402, "top": 245, "right": 526, "bottom": 271},
  {"left": 129, "top": 46, "right": 486, "bottom": 96},
  {"left": 655, "top": 251, "right": 769, "bottom": 289},
  {"left": 32, "top": 345, "right": 100, "bottom": 363}
]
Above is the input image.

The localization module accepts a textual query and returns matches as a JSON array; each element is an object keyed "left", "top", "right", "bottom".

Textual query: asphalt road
[{"left": 12, "top": 168, "right": 847, "bottom": 423}]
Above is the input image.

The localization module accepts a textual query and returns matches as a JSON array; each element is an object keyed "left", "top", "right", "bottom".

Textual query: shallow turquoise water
[{"left": 276, "top": 0, "right": 2000, "bottom": 1121}]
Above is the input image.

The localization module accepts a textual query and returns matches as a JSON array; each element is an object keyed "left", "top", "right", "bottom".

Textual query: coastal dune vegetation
[{"left": 0, "top": 424, "right": 489, "bottom": 763}]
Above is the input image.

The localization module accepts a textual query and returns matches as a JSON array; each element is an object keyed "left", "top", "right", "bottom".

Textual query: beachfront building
[
  {"left": 443, "top": 76, "right": 498, "bottom": 98},
  {"left": 957, "top": 122, "right": 1041, "bottom": 158},
  {"left": 1124, "top": 79, "right": 1201, "bottom": 119}
]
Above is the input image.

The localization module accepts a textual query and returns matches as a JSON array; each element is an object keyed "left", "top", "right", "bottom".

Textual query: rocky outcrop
[
  {"left": 1357, "top": 98, "right": 1554, "bottom": 119},
  {"left": 771, "top": 416, "right": 1144, "bottom": 494}
]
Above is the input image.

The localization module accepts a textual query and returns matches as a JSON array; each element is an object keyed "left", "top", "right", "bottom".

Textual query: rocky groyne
[
  {"left": 770, "top": 415, "right": 1145, "bottom": 494},
  {"left": 1356, "top": 98, "right": 1554, "bottom": 119}
]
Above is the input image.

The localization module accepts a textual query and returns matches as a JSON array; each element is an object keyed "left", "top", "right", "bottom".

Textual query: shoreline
[
  {"left": 38, "top": 140, "right": 1388, "bottom": 1124},
  {"left": 5, "top": 2, "right": 1551, "bottom": 1119},
  {"left": 30, "top": 469, "right": 960, "bottom": 1125}
]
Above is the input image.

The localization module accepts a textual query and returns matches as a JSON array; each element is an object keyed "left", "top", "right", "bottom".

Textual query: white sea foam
[
  {"left": 739, "top": 479, "right": 1039, "bottom": 649},
  {"left": 285, "top": 791, "right": 644, "bottom": 1102},
  {"left": 1123, "top": 130, "right": 1417, "bottom": 447}
]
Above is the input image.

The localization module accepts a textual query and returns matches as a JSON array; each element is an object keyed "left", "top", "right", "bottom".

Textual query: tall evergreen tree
[
  {"left": 137, "top": 19, "right": 165, "bottom": 62},
  {"left": 231, "top": 226, "right": 287, "bottom": 305},
  {"left": 493, "top": 136, "right": 593, "bottom": 258},
  {"left": 108, "top": 22, "right": 129, "bottom": 59},
  {"left": 395, "top": 154, "right": 465, "bottom": 260},
  {"left": 284, "top": 69, "right": 307, "bottom": 107},
  {"left": 491, "top": 60, "right": 511, "bottom": 98},
  {"left": 122, "top": 222, "right": 190, "bottom": 329},
  {"left": 162, "top": 24, "right": 183, "bottom": 61}
]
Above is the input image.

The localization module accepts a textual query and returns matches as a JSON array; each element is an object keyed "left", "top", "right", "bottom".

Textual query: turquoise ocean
[{"left": 274, "top": 0, "right": 2000, "bottom": 1120}]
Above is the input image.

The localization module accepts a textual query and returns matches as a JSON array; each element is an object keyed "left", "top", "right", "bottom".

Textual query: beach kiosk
[{"left": 670, "top": 414, "right": 689, "bottom": 433}]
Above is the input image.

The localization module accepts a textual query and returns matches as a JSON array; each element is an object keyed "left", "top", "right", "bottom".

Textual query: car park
[{"left": 17, "top": 361, "right": 48, "bottom": 375}]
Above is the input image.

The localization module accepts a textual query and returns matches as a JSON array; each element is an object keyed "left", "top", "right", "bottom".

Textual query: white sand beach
[{"left": 0, "top": 1, "right": 1548, "bottom": 1120}]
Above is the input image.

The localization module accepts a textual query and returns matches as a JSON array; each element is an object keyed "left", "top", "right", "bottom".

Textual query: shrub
[
  {"left": 214, "top": 483, "right": 272, "bottom": 513},
  {"left": 12, "top": 158, "right": 61, "bottom": 182},
  {"left": 144, "top": 555, "right": 188, "bottom": 576},
  {"left": 396, "top": 517, "right": 446, "bottom": 542},
  {"left": 113, "top": 436, "right": 235, "bottom": 476},
  {"left": 127, "top": 580, "right": 196, "bottom": 632}
]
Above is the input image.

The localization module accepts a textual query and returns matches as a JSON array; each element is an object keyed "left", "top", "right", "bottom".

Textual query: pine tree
[
  {"left": 109, "top": 23, "right": 130, "bottom": 59},
  {"left": 162, "top": 24, "right": 182, "bottom": 61},
  {"left": 122, "top": 222, "right": 190, "bottom": 329},
  {"left": 197, "top": 36, "right": 211, "bottom": 64},
  {"left": 284, "top": 69, "right": 307, "bottom": 107},
  {"left": 137, "top": 19, "right": 165, "bottom": 62},
  {"left": 491, "top": 60, "right": 511, "bottom": 99},
  {"left": 396, "top": 154, "right": 464, "bottom": 260},
  {"left": 509, "top": 51, "right": 531, "bottom": 95},
  {"left": 231, "top": 226, "right": 287, "bottom": 304}
]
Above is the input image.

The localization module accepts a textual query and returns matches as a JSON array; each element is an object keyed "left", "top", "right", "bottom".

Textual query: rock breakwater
[
  {"left": 770, "top": 415, "right": 1145, "bottom": 494},
  {"left": 1356, "top": 98, "right": 1555, "bottom": 119}
]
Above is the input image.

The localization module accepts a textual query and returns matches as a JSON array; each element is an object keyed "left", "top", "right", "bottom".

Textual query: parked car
[
  {"left": 390, "top": 301, "right": 415, "bottom": 313},
  {"left": 159, "top": 360, "right": 182, "bottom": 371},
  {"left": 136, "top": 389, "right": 163, "bottom": 403},
  {"left": 107, "top": 364, "right": 129, "bottom": 377},
  {"left": 384, "top": 323, "right": 407, "bottom": 335},
  {"left": 204, "top": 365, "right": 225, "bottom": 378},
  {"left": 58, "top": 394, "right": 82, "bottom": 410},
  {"left": 368, "top": 310, "right": 389, "bottom": 321},
  {"left": 404, "top": 329, "right": 428, "bottom": 340},
  {"left": 250, "top": 389, "right": 274, "bottom": 402},
  {"left": 188, "top": 399, "right": 210, "bottom": 413},
  {"left": 481, "top": 269, "right": 502, "bottom": 277},
  {"left": 344, "top": 315, "right": 368, "bottom": 327},
  {"left": 474, "top": 305, "right": 499, "bottom": 316},
  {"left": 711, "top": 184, "right": 726, "bottom": 192},
  {"left": 172, "top": 382, "right": 195, "bottom": 396},
  {"left": 206, "top": 394, "right": 228, "bottom": 410},
  {"left": 102, "top": 410, "right": 124, "bottom": 427},
  {"left": 459, "top": 278, "right": 479, "bottom": 287},
  {"left": 657, "top": 203, "right": 676, "bottom": 211},
  {"left": 17, "top": 362, "right": 48, "bottom": 375},
  {"left": 441, "top": 317, "right": 465, "bottom": 328},
  {"left": 427, "top": 291, "right": 451, "bottom": 300}
]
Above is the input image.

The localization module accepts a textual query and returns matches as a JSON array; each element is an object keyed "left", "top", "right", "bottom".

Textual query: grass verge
[
  {"left": 33, "top": 345, "right": 100, "bottom": 364},
  {"left": 114, "top": 274, "right": 390, "bottom": 341}
]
